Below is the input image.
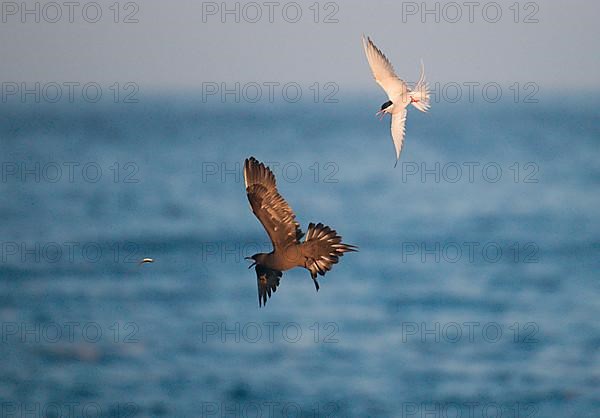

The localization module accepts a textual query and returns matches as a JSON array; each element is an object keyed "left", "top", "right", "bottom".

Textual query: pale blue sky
[{"left": 1, "top": 0, "right": 598, "bottom": 92}]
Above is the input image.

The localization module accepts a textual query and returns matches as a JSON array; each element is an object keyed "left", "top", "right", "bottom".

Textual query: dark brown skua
[{"left": 243, "top": 157, "right": 357, "bottom": 307}]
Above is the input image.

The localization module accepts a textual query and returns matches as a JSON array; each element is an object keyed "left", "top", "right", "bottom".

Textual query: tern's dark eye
[{"left": 381, "top": 100, "right": 393, "bottom": 110}]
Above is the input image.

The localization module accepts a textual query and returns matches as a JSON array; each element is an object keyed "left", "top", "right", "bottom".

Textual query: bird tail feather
[
  {"left": 411, "top": 60, "right": 430, "bottom": 112},
  {"left": 301, "top": 222, "right": 357, "bottom": 290}
]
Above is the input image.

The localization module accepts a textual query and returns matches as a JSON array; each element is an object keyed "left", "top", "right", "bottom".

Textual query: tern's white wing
[
  {"left": 362, "top": 35, "right": 408, "bottom": 99},
  {"left": 391, "top": 109, "right": 407, "bottom": 165}
]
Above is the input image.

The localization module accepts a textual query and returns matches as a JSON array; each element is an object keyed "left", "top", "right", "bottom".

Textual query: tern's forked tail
[
  {"left": 301, "top": 222, "right": 357, "bottom": 290},
  {"left": 410, "top": 60, "right": 430, "bottom": 113},
  {"left": 411, "top": 88, "right": 430, "bottom": 112}
]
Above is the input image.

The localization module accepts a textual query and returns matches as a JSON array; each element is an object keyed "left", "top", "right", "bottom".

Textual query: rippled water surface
[{"left": 1, "top": 95, "right": 599, "bottom": 417}]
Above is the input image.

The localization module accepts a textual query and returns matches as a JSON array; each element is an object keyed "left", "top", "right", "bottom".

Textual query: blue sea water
[{"left": 0, "top": 93, "right": 599, "bottom": 417}]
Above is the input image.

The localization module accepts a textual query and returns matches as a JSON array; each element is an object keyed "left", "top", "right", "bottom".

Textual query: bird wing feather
[
  {"left": 362, "top": 35, "right": 408, "bottom": 100},
  {"left": 391, "top": 108, "right": 407, "bottom": 164},
  {"left": 256, "top": 264, "right": 282, "bottom": 307},
  {"left": 244, "top": 157, "right": 303, "bottom": 250}
]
